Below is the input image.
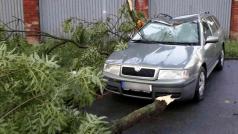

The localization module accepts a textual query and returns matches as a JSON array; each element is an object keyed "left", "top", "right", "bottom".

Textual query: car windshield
[{"left": 132, "top": 21, "right": 199, "bottom": 44}]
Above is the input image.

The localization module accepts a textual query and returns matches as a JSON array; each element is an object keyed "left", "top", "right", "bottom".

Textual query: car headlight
[
  {"left": 158, "top": 70, "right": 190, "bottom": 80},
  {"left": 103, "top": 64, "right": 121, "bottom": 75}
]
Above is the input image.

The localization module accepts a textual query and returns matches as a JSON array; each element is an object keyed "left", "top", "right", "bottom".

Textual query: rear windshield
[{"left": 132, "top": 21, "right": 199, "bottom": 44}]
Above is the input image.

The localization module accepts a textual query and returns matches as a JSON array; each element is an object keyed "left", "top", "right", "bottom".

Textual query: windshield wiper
[
  {"left": 158, "top": 42, "right": 198, "bottom": 45},
  {"left": 131, "top": 40, "right": 198, "bottom": 45},
  {"left": 131, "top": 39, "right": 152, "bottom": 43}
]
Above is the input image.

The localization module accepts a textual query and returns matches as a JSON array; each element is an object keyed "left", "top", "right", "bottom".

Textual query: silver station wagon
[{"left": 103, "top": 13, "right": 225, "bottom": 101}]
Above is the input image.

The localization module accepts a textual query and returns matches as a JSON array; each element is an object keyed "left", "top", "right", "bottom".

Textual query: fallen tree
[
  {"left": 111, "top": 95, "right": 175, "bottom": 134},
  {"left": 0, "top": 1, "right": 172, "bottom": 133}
]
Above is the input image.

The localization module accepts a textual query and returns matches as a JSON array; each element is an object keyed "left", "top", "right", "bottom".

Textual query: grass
[{"left": 225, "top": 40, "right": 238, "bottom": 58}]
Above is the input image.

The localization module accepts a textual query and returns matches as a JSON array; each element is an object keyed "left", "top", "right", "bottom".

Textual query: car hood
[{"left": 106, "top": 42, "right": 199, "bottom": 68}]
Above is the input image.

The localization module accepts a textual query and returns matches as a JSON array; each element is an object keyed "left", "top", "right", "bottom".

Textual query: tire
[
  {"left": 193, "top": 67, "right": 206, "bottom": 102},
  {"left": 216, "top": 48, "right": 225, "bottom": 71}
]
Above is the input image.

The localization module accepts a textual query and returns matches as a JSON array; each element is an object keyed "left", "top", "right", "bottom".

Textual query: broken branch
[{"left": 111, "top": 95, "right": 175, "bottom": 134}]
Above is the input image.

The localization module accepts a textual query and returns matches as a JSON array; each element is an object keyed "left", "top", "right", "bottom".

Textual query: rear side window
[
  {"left": 206, "top": 17, "right": 218, "bottom": 33},
  {"left": 202, "top": 21, "right": 212, "bottom": 39},
  {"left": 211, "top": 16, "right": 221, "bottom": 28}
]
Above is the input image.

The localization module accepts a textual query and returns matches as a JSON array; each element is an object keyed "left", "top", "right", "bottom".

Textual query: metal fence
[
  {"left": 149, "top": 0, "right": 232, "bottom": 37},
  {"left": 0, "top": 0, "right": 24, "bottom": 31},
  {"left": 39, "top": 0, "right": 127, "bottom": 37},
  {"left": 0, "top": 0, "right": 232, "bottom": 37}
]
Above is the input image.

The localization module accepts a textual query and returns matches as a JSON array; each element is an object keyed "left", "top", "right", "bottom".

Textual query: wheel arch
[
  {"left": 222, "top": 42, "right": 225, "bottom": 53},
  {"left": 201, "top": 63, "right": 207, "bottom": 77}
]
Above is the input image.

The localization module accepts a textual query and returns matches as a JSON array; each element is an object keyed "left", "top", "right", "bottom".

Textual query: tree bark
[{"left": 111, "top": 95, "right": 175, "bottom": 134}]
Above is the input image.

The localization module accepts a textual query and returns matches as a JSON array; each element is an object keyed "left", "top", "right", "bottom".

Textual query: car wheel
[
  {"left": 193, "top": 67, "right": 206, "bottom": 102},
  {"left": 216, "top": 49, "right": 225, "bottom": 70}
]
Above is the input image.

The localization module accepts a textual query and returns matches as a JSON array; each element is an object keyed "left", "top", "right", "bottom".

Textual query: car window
[
  {"left": 132, "top": 21, "right": 199, "bottom": 44},
  {"left": 202, "top": 21, "right": 212, "bottom": 39},
  {"left": 206, "top": 17, "right": 218, "bottom": 33},
  {"left": 211, "top": 16, "right": 221, "bottom": 28}
]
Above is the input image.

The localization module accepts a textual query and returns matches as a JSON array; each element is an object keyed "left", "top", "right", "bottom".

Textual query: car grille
[{"left": 121, "top": 66, "right": 155, "bottom": 78}]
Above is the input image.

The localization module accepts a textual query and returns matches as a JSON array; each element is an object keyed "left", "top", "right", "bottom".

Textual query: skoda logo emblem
[{"left": 134, "top": 66, "right": 141, "bottom": 72}]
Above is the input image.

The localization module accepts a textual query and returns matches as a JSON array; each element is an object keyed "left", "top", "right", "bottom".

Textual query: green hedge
[{"left": 225, "top": 40, "right": 238, "bottom": 58}]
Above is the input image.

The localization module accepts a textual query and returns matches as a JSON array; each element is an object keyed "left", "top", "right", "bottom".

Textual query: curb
[
  {"left": 225, "top": 57, "right": 238, "bottom": 60},
  {"left": 96, "top": 91, "right": 111, "bottom": 100}
]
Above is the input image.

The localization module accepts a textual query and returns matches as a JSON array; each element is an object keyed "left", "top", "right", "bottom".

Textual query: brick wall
[
  {"left": 231, "top": 0, "right": 238, "bottom": 39},
  {"left": 135, "top": 0, "right": 149, "bottom": 18},
  {"left": 23, "top": 0, "right": 40, "bottom": 44}
]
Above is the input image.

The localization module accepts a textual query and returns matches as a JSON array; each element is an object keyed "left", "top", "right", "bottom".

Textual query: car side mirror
[{"left": 206, "top": 36, "right": 219, "bottom": 44}]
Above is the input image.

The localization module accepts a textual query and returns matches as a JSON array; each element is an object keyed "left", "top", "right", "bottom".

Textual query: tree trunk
[
  {"left": 126, "top": 0, "right": 138, "bottom": 23},
  {"left": 111, "top": 95, "right": 175, "bottom": 134}
]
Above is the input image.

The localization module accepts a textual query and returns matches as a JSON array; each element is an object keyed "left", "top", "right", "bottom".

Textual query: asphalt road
[{"left": 87, "top": 60, "right": 238, "bottom": 134}]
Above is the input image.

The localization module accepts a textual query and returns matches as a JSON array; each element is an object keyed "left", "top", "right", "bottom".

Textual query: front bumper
[{"left": 103, "top": 73, "right": 198, "bottom": 100}]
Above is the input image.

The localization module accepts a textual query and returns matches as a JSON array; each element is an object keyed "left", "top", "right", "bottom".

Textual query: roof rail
[
  {"left": 159, "top": 13, "right": 173, "bottom": 19},
  {"left": 153, "top": 13, "right": 173, "bottom": 20},
  {"left": 200, "top": 11, "right": 210, "bottom": 15}
]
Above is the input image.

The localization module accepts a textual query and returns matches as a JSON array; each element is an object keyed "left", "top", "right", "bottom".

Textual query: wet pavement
[{"left": 87, "top": 60, "right": 238, "bottom": 134}]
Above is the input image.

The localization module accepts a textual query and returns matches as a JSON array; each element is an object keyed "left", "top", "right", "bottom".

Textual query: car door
[
  {"left": 206, "top": 16, "right": 222, "bottom": 60},
  {"left": 202, "top": 20, "right": 217, "bottom": 72}
]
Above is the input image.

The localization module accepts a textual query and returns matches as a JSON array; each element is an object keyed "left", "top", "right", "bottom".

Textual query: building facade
[{"left": 0, "top": 0, "right": 238, "bottom": 43}]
